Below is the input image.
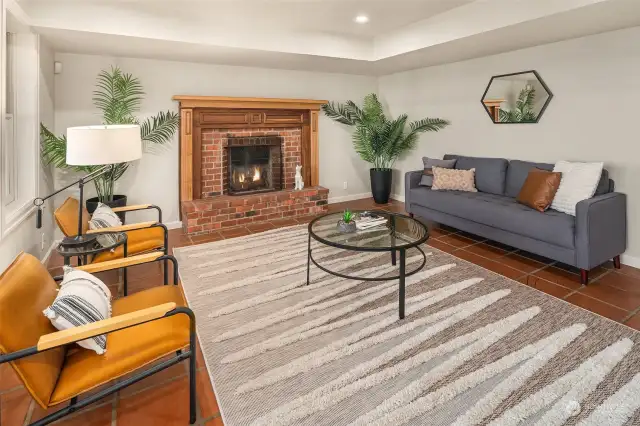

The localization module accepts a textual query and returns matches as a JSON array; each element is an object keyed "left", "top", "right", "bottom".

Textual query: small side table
[{"left": 56, "top": 232, "right": 129, "bottom": 293}]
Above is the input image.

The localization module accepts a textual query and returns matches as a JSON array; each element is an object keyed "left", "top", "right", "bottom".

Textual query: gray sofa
[{"left": 405, "top": 154, "right": 627, "bottom": 284}]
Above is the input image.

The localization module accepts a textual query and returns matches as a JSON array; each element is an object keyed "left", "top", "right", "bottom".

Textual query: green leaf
[
  {"left": 41, "top": 65, "right": 179, "bottom": 201},
  {"left": 321, "top": 93, "right": 450, "bottom": 168},
  {"left": 321, "top": 102, "right": 355, "bottom": 126},
  {"left": 139, "top": 110, "right": 180, "bottom": 152}
]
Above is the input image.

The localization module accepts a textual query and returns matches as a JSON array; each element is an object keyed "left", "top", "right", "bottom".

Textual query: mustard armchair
[
  {"left": 0, "top": 252, "right": 197, "bottom": 426},
  {"left": 54, "top": 197, "right": 170, "bottom": 286}
]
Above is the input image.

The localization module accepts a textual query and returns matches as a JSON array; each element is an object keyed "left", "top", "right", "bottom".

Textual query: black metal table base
[{"left": 306, "top": 244, "right": 426, "bottom": 320}]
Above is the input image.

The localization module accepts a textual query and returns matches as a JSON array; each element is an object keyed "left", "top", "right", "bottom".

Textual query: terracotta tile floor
[{"left": 3, "top": 197, "right": 640, "bottom": 425}]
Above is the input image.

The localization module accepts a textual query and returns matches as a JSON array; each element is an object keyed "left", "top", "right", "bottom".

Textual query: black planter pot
[
  {"left": 370, "top": 168, "right": 392, "bottom": 204},
  {"left": 86, "top": 195, "right": 128, "bottom": 224}
]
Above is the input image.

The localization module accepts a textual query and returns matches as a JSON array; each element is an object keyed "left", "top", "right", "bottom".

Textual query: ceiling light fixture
[{"left": 354, "top": 15, "right": 369, "bottom": 24}]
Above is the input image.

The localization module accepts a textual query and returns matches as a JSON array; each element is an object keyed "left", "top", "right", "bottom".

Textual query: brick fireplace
[
  {"left": 201, "top": 129, "right": 298, "bottom": 197},
  {"left": 173, "top": 96, "right": 330, "bottom": 235}
]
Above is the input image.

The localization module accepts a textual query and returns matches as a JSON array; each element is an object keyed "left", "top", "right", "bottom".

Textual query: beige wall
[
  {"left": 53, "top": 53, "right": 377, "bottom": 225},
  {"left": 378, "top": 26, "right": 640, "bottom": 265}
]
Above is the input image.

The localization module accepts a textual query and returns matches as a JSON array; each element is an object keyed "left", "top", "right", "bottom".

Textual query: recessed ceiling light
[{"left": 354, "top": 15, "right": 369, "bottom": 24}]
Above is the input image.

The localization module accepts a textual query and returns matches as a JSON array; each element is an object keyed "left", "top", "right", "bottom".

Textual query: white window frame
[{"left": 0, "top": 6, "right": 40, "bottom": 238}]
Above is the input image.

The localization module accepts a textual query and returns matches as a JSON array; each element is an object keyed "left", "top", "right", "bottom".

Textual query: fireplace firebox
[{"left": 226, "top": 136, "right": 283, "bottom": 195}]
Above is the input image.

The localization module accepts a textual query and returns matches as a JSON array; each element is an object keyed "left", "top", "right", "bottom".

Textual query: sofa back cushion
[
  {"left": 443, "top": 154, "right": 508, "bottom": 195},
  {"left": 506, "top": 160, "right": 613, "bottom": 198},
  {"left": 505, "top": 160, "right": 554, "bottom": 198}
]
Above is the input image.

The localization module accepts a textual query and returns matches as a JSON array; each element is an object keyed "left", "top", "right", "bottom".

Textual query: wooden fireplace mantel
[{"left": 173, "top": 95, "right": 328, "bottom": 202}]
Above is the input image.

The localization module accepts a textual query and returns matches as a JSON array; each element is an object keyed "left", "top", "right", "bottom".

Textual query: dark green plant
[
  {"left": 321, "top": 94, "right": 450, "bottom": 170},
  {"left": 499, "top": 86, "right": 537, "bottom": 123},
  {"left": 342, "top": 209, "right": 355, "bottom": 224},
  {"left": 40, "top": 66, "right": 180, "bottom": 202}
]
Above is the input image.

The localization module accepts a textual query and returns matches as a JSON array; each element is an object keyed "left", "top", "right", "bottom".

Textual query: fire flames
[{"left": 234, "top": 166, "right": 261, "bottom": 184}]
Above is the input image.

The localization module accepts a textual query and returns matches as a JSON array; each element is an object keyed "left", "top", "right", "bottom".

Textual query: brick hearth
[{"left": 181, "top": 187, "right": 328, "bottom": 235}]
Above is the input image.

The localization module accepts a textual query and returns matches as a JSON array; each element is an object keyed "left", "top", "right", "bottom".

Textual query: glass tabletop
[
  {"left": 309, "top": 210, "right": 428, "bottom": 251},
  {"left": 56, "top": 231, "right": 127, "bottom": 257}
]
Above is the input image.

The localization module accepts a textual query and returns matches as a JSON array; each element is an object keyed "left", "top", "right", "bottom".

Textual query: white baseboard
[
  {"left": 41, "top": 239, "right": 60, "bottom": 265},
  {"left": 328, "top": 192, "right": 371, "bottom": 204},
  {"left": 621, "top": 254, "right": 640, "bottom": 269},
  {"left": 165, "top": 221, "right": 183, "bottom": 230},
  {"left": 390, "top": 193, "right": 405, "bottom": 202}
]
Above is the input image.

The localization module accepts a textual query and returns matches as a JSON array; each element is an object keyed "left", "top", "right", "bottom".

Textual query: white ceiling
[
  {"left": 14, "top": 0, "right": 640, "bottom": 75},
  {"left": 103, "top": 0, "right": 476, "bottom": 37}
]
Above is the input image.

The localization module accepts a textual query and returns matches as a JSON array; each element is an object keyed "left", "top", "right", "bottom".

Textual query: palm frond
[
  {"left": 40, "top": 124, "right": 69, "bottom": 169},
  {"left": 322, "top": 92, "right": 450, "bottom": 168},
  {"left": 499, "top": 109, "right": 512, "bottom": 123},
  {"left": 92, "top": 66, "right": 144, "bottom": 124},
  {"left": 362, "top": 93, "right": 385, "bottom": 125},
  {"left": 409, "top": 117, "right": 451, "bottom": 133},
  {"left": 344, "top": 100, "right": 365, "bottom": 124},
  {"left": 140, "top": 110, "right": 180, "bottom": 150},
  {"left": 321, "top": 102, "right": 355, "bottom": 126},
  {"left": 41, "top": 66, "right": 178, "bottom": 202},
  {"left": 501, "top": 87, "right": 538, "bottom": 123}
]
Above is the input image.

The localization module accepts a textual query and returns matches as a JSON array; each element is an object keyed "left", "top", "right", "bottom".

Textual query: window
[{"left": 0, "top": 11, "right": 40, "bottom": 237}]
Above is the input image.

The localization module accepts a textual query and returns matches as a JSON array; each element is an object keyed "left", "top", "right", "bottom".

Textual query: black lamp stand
[{"left": 34, "top": 164, "right": 116, "bottom": 249}]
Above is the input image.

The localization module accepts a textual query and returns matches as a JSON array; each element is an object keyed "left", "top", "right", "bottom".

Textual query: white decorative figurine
[{"left": 294, "top": 164, "right": 305, "bottom": 190}]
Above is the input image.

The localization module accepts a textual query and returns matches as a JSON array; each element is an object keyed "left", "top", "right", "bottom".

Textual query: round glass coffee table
[{"left": 307, "top": 211, "right": 429, "bottom": 319}]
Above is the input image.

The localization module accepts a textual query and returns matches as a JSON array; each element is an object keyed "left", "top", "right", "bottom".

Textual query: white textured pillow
[
  {"left": 550, "top": 161, "right": 603, "bottom": 216},
  {"left": 43, "top": 267, "right": 112, "bottom": 354},
  {"left": 89, "top": 203, "right": 122, "bottom": 247}
]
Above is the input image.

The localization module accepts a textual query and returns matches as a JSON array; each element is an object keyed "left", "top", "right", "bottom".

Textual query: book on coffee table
[{"left": 355, "top": 216, "right": 387, "bottom": 230}]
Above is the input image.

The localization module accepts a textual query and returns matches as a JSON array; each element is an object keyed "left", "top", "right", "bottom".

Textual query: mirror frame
[{"left": 480, "top": 70, "right": 554, "bottom": 124}]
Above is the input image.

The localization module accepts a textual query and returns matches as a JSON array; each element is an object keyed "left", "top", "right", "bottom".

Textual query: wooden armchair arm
[
  {"left": 86, "top": 221, "right": 157, "bottom": 234},
  {"left": 75, "top": 251, "right": 165, "bottom": 274},
  {"left": 110, "top": 204, "right": 162, "bottom": 223},
  {"left": 37, "top": 303, "right": 177, "bottom": 351},
  {"left": 111, "top": 204, "right": 152, "bottom": 213}
]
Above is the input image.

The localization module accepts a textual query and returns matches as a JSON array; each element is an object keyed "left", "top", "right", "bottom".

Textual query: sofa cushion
[
  {"left": 516, "top": 168, "right": 562, "bottom": 212},
  {"left": 594, "top": 169, "right": 612, "bottom": 195},
  {"left": 506, "top": 160, "right": 612, "bottom": 198},
  {"left": 505, "top": 160, "right": 553, "bottom": 198},
  {"left": 443, "top": 154, "right": 508, "bottom": 195},
  {"left": 409, "top": 187, "right": 575, "bottom": 248}
]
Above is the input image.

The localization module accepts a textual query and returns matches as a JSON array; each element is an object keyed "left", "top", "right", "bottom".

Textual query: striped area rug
[{"left": 174, "top": 225, "right": 640, "bottom": 426}]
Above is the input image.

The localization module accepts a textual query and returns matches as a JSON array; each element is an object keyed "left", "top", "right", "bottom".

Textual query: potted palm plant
[
  {"left": 40, "top": 66, "right": 179, "bottom": 220},
  {"left": 322, "top": 94, "right": 450, "bottom": 204}
]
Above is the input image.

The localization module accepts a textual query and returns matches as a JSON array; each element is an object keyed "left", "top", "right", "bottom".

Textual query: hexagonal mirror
[{"left": 481, "top": 70, "right": 553, "bottom": 124}]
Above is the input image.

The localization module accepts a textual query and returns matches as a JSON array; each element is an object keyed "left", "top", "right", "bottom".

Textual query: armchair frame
[
  {"left": 68, "top": 220, "right": 170, "bottom": 293},
  {"left": 1, "top": 254, "right": 196, "bottom": 426}
]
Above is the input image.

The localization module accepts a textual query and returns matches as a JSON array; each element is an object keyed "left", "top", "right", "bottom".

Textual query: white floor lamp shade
[{"left": 66, "top": 124, "right": 142, "bottom": 165}]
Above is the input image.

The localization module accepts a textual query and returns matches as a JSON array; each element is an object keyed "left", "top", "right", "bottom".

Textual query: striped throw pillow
[
  {"left": 43, "top": 267, "right": 112, "bottom": 354},
  {"left": 88, "top": 203, "right": 122, "bottom": 247}
]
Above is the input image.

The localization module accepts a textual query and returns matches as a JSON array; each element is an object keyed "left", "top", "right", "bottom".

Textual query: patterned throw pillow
[
  {"left": 43, "top": 266, "right": 112, "bottom": 354},
  {"left": 419, "top": 157, "right": 457, "bottom": 186},
  {"left": 550, "top": 161, "right": 603, "bottom": 216},
  {"left": 431, "top": 167, "right": 478, "bottom": 192},
  {"left": 89, "top": 203, "right": 122, "bottom": 247}
]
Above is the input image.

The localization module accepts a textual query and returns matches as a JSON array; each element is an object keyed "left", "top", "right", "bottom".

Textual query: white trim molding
[
  {"left": 390, "top": 193, "right": 405, "bottom": 203},
  {"left": 621, "top": 254, "right": 640, "bottom": 269},
  {"left": 41, "top": 239, "right": 58, "bottom": 264},
  {"left": 328, "top": 192, "right": 371, "bottom": 204}
]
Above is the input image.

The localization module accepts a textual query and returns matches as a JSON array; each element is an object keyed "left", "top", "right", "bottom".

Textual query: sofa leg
[
  {"left": 580, "top": 269, "right": 589, "bottom": 285},
  {"left": 613, "top": 255, "right": 621, "bottom": 269}
]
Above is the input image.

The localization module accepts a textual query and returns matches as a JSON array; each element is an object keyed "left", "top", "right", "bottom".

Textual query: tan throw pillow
[
  {"left": 516, "top": 168, "right": 562, "bottom": 212},
  {"left": 431, "top": 167, "right": 477, "bottom": 192}
]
